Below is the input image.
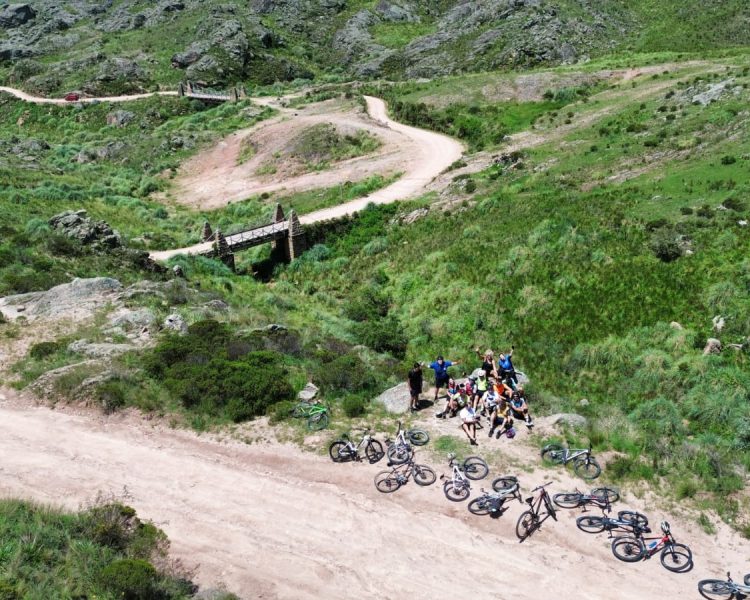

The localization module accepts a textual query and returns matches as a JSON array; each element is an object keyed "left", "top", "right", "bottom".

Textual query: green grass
[
  {"left": 279, "top": 173, "right": 401, "bottom": 215},
  {"left": 370, "top": 22, "right": 437, "bottom": 49}
]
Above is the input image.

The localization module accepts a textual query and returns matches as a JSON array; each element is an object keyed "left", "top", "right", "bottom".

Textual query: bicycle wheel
[
  {"left": 697, "top": 580, "right": 734, "bottom": 600},
  {"left": 386, "top": 443, "right": 411, "bottom": 465},
  {"left": 463, "top": 456, "right": 489, "bottom": 480},
  {"left": 443, "top": 481, "right": 470, "bottom": 502},
  {"left": 468, "top": 497, "right": 491, "bottom": 516},
  {"left": 407, "top": 429, "right": 430, "bottom": 446},
  {"left": 365, "top": 440, "right": 385, "bottom": 464},
  {"left": 573, "top": 456, "right": 601, "bottom": 480},
  {"left": 553, "top": 492, "right": 583, "bottom": 509},
  {"left": 541, "top": 444, "right": 565, "bottom": 464},
  {"left": 543, "top": 493, "right": 557, "bottom": 521},
  {"left": 576, "top": 515, "right": 606, "bottom": 534},
  {"left": 412, "top": 464, "right": 436, "bottom": 486},
  {"left": 374, "top": 471, "right": 401, "bottom": 493},
  {"left": 617, "top": 511, "right": 649, "bottom": 529},
  {"left": 591, "top": 487, "right": 620, "bottom": 503},
  {"left": 611, "top": 536, "right": 645, "bottom": 562},
  {"left": 660, "top": 543, "right": 693, "bottom": 573},
  {"left": 745, "top": 573, "right": 750, "bottom": 586},
  {"left": 291, "top": 402, "right": 308, "bottom": 418},
  {"left": 328, "top": 441, "right": 352, "bottom": 463},
  {"left": 516, "top": 510, "right": 537, "bottom": 540},
  {"left": 492, "top": 476, "right": 518, "bottom": 492},
  {"left": 308, "top": 411, "right": 329, "bottom": 431}
]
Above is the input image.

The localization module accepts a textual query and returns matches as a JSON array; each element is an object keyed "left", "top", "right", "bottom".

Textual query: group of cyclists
[{"left": 407, "top": 347, "right": 533, "bottom": 446}]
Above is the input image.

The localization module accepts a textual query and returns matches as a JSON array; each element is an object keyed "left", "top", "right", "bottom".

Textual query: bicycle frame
[{"left": 560, "top": 446, "right": 592, "bottom": 465}]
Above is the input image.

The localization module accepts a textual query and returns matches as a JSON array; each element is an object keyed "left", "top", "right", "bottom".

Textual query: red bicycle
[{"left": 611, "top": 521, "right": 693, "bottom": 572}]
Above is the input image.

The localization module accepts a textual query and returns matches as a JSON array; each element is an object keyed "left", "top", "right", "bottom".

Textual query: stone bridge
[{"left": 200, "top": 204, "right": 306, "bottom": 270}]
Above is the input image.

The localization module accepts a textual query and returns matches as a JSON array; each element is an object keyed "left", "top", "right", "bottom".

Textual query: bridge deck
[{"left": 192, "top": 221, "right": 290, "bottom": 256}]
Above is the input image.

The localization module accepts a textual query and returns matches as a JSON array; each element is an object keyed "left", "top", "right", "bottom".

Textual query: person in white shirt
[{"left": 459, "top": 405, "right": 478, "bottom": 446}]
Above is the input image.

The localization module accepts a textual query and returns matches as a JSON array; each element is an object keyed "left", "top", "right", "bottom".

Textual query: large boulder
[
  {"left": 48, "top": 210, "right": 122, "bottom": 248},
  {"left": 96, "top": 57, "right": 148, "bottom": 82},
  {"left": 106, "top": 110, "right": 135, "bottom": 127},
  {"left": 163, "top": 313, "right": 188, "bottom": 335},
  {"left": 703, "top": 338, "right": 722, "bottom": 355},
  {"left": 373, "top": 382, "right": 411, "bottom": 414},
  {"left": 298, "top": 383, "right": 319, "bottom": 402},
  {"left": 68, "top": 339, "right": 134, "bottom": 358},
  {"left": 0, "top": 4, "right": 36, "bottom": 29}
]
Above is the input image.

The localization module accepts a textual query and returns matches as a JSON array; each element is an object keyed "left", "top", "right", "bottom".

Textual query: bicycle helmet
[
  {"left": 660, "top": 521, "right": 670, "bottom": 534},
  {"left": 506, "top": 427, "right": 516, "bottom": 439}
]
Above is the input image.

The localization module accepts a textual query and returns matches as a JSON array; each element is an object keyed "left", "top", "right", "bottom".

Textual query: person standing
[
  {"left": 407, "top": 362, "right": 423, "bottom": 412},
  {"left": 427, "top": 355, "right": 461, "bottom": 403},
  {"left": 498, "top": 346, "right": 518, "bottom": 389},
  {"left": 474, "top": 347, "right": 498, "bottom": 378}
]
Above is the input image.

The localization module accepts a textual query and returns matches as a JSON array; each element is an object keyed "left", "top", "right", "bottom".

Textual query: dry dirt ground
[{"left": 1, "top": 387, "right": 748, "bottom": 600}]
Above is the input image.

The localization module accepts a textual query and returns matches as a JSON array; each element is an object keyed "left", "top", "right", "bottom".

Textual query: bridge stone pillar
[
  {"left": 201, "top": 221, "right": 214, "bottom": 242},
  {"left": 177, "top": 82, "right": 185, "bottom": 97},
  {"left": 229, "top": 87, "right": 239, "bottom": 102},
  {"left": 286, "top": 209, "right": 306, "bottom": 260},
  {"left": 186, "top": 81, "right": 193, "bottom": 95},
  {"left": 214, "top": 228, "right": 235, "bottom": 271}
]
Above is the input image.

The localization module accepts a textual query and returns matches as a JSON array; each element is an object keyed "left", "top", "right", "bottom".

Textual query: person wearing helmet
[
  {"left": 472, "top": 369, "right": 488, "bottom": 411},
  {"left": 427, "top": 355, "right": 461, "bottom": 404}
]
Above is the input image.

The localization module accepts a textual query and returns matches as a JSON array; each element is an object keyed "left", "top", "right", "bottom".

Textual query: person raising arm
[{"left": 426, "top": 355, "right": 461, "bottom": 403}]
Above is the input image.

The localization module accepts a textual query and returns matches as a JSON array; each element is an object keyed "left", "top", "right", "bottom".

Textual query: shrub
[
  {"left": 100, "top": 559, "right": 158, "bottom": 600},
  {"left": 96, "top": 379, "right": 128, "bottom": 414},
  {"left": 679, "top": 206, "right": 694, "bottom": 215},
  {"left": 356, "top": 316, "right": 407, "bottom": 358},
  {"left": 649, "top": 229, "right": 682, "bottom": 262},
  {"left": 720, "top": 155, "right": 737, "bottom": 165},
  {"left": 268, "top": 400, "right": 296, "bottom": 424},
  {"left": 722, "top": 197, "right": 745, "bottom": 211},
  {"left": 464, "top": 179, "right": 477, "bottom": 193},
  {"left": 313, "top": 353, "right": 376, "bottom": 393},
  {"left": 696, "top": 204, "right": 714, "bottom": 218},
  {"left": 342, "top": 396, "right": 367, "bottom": 418},
  {"left": 29, "top": 341, "right": 62, "bottom": 360}
]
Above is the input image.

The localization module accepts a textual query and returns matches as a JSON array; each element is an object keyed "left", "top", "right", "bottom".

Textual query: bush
[
  {"left": 356, "top": 316, "right": 408, "bottom": 358},
  {"left": 29, "top": 341, "right": 62, "bottom": 360},
  {"left": 100, "top": 559, "right": 158, "bottom": 600},
  {"left": 720, "top": 155, "right": 737, "bottom": 165},
  {"left": 649, "top": 229, "right": 682, "bottom": 262},
  {"left": 464, "top": 179, "right": 477, "bottom": 193},
  {"left": 268, "top": 400, "right": 296, "bottom": 424},
  {"left": 342, "top": 396, "right": 367, "bottom": 418},
  {"left": 96, "top": 379, "right": 128, "bottom": 414},
  {"left": 313, "top": 353, "right": 376, "bottom": 394}
]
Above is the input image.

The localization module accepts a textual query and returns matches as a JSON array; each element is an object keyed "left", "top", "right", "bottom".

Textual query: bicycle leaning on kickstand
[{"left": 516, "top": 482, "right": 557, "bottom": 542}]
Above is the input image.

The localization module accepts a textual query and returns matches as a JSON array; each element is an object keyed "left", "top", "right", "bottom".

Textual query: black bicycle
[
  {"left": 468, "top": 477, "right": 522, "bottom": 518},
  {"left": 698, "top": 571, "right": 750, "bottom": 599},
  {"left": 576, "top": 510, "right": 649, "bottom": 537},
  {"left": 516, "top": 482, "right": 557, "bottom": 542},
  {"left": 374, "top": 455, "right": 437, "bottom": 493},
  {"left": 552, "top": 487, "right": 619, "bottom": 510}
]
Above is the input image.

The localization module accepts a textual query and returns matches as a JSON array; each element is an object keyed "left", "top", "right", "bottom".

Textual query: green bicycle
[{"left": 291, "top": 401, "right": 329, "bottom": 431}]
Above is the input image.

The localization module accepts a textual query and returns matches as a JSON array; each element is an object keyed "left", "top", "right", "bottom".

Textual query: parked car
[{"left": 64, "top": 92, "right": 80, "bottom": 102}]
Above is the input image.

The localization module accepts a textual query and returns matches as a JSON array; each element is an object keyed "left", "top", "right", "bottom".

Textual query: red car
[{"left": 64, "top": 92, "right": 80, "bottom": 102}]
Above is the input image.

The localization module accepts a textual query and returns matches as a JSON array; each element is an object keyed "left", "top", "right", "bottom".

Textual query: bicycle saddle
[{"left": 525, "top": 497, "right": 533, "bottom": 504}]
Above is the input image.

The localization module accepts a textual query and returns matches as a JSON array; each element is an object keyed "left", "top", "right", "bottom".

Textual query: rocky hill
[{"left": 1, "top": 0, "right": 749, "bottom": 93}]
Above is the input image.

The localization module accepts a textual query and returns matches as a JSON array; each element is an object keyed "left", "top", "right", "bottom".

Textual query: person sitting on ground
[
  {"left": 474, "top": 347, "right": 498, "bottom": 378},
  {"left": 488, "top": 398, "right": 514, "bottom": 439},
  {"left": 481, "top": 383, "right": 500, "bottom": 426},
  {"left": 509, "top": 386, "right": 534, "bottom": 429},
  {"left": 459, "top": 403, "right": 479, "bottom": 446},
  {"left": 436, "top": 378, "right": 459, "bottom": 419},
  {"left": 428, "top": 355, "right": 461, "bottom": 403},
  {"left": 407, "top": 362, "right": 423, "bottom": 412},
  {"left": 497, "top": 346, "right": 518, "bottom": 389},
  {"left": 472, "top": 369, "right": 488, "bottom": 410}
]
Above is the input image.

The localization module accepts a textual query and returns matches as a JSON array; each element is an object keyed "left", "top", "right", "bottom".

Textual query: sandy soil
[{"left": 0, "top": 388, "right": 747, "bottom": 600}]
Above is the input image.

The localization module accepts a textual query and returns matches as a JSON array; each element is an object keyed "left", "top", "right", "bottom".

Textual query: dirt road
[
  {"left": 0, "top": 390, "right": 745, "bottom": 600},
  {"left": 149, "top": 96, "right": 464, "bottom": 261},
  {"left": 0, "top": 86, "right": 178, "bottom": 104}
]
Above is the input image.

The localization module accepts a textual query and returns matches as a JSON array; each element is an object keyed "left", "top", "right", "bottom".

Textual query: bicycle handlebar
[{"left": 531, "top": 482, "right": 553, "bottom": 492}]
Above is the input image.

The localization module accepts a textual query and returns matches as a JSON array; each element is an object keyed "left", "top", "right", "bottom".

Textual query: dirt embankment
[{"left": 0, "top": 388, "right": 746, "bottom": 600}]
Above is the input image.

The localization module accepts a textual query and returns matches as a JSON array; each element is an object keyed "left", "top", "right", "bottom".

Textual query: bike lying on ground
[
  {"left": 552, "top": 487, "right": 619, "bottom": 510},
  {"left": 698, "top": 571, "right": 750, "bottom": 599},
  {"left": 611, "top": 521, "right": 693, "bottom": 573},
  {"left": 541, "top": 442, "right": 601, "bottom": 479},
  {"left": 516, "top": 482, "right": 557, "bottom": 542},
  {"left": 291, "top": 400, "right": 329, "bottom": 430},
  {"left": 469, "top": 478, "right": 522, "bottom": 517},
  {"left": 374, "top": 455, "right": 437, "bottom": 493},
  {"left": 384, "top": 421, "right": 430, "bottom": 465},
  {"left": 328, "top": 428, "right": 385, "bottom": 464},
  {"left": 576, "top": 510, "right": 649, "bottom": 537},
  {"left": 440, "top": 453, "right": 489, "bottom": 502}
]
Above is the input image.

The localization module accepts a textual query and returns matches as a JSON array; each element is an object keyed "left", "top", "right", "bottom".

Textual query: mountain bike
[
  {"left": 698, "top": 571, "right": 750, "bottom": 599},
  {"left": 552, "top": 487, "right": 620, "bottom": 510},
  {"left": 328, "top": 428, "right": 385, "bottom": 464},
  {"left": 291, "top": 400, "right": 329, "bottom": 430},
  {"left": 611, "top": 521, "right": 693, "bottom": 573},
  {"left": 374, "top": 455, "right": 437, "bottom": 493},
  {"left": 384, "top": 420, "right": 430, "bottom": 465},
  {"left": 576, "top": 511, "right": 649, "bottom": 537},
  {"left": 439, "top": 453, "right": 489, "bottom": 501},
  {"left": 516, "top": 482, "right": 557, "bottom": 542},
  {"left": 468, "top": 478, "right": 522, "bottom": 517},
  {"left": 541, "top": 442, "right": 601, "bottom": 479}
]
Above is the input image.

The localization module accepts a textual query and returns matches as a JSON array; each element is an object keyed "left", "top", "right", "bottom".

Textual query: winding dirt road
[{"left": 0, "top": 390, "right": 745, "bottom": 600}]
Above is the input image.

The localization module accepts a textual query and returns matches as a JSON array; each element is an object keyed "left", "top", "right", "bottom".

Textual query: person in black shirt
[
  {"left": 474, "top": 347, "right": 498, "bottom": 379},
  {"left": 407, "top": 363, "right": 423, "bottom": 412}
]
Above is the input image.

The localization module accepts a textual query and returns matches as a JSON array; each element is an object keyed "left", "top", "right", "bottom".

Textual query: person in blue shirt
[
  {"left": 497, "top": 346, "right": 517, "bottom": 389},
  {"left": 427, "top": 355, "right": 461, "bottom": 404}
]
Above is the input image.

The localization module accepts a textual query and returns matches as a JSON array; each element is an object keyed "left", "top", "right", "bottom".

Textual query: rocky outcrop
[
  {"left": 703, "top": 338, "right": 722, "bottom": 356},
  {"left": 373, "top": 382, "right": 412, "bottom": 414},
  {"left": 106, "top": 110, "right": 135, "bottom": 127},
  {"left": 68, "top": 339, "right": 135, "bottom": 358},
  {"left": 163, "top": 313, "right": 188, "bottom": 335},
  {"left": 48, "top": 210, "right": 122, "bottom": 248},
  {"left": 298, "top": 382, "right": 319, "bottom": 402},
  {"left": 0, "top": 4, "right": 36, "bottom": 29}
]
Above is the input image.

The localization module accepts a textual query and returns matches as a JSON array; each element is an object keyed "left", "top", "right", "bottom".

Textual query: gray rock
[
  {"left": 703, "top": 338, "right": 722, "bottom": 356},
  {"left": 375, "top": 1, "right": 419, "bottom": 23},
  {"left": 106, "top": 110, "right": 135, "bottom": 127},
  {"left": 160, "top": 1, "right": 185, "bottom": 12},
  {"left": 171, "top": 42, "right": 208, "bottom": 68},
  {"left": 298, "top": 382, "right": 319, "bottom": 402},
  {"left": 0, "top": 4, "right": 36, "bottom": 29},
  {"left": 68, "top": 339, "right": 134, "bottom": 358},
  {"left": 0, "top": 43, "right": 33, "bottom": 61},
  {"left": 96, "top": 58, "right": 147, "bottom": 82},
  {"left": 29, "top": 360, "right": 104, "bottom": 399},
  {"left": 712, "top": 315, "right": 725, "bottom": 333},
  {"left": 691, "top": 79, "right": 736, "bottom": 106},
  {"left": 0, "top": 277, "right": 122, "bottom": 322},
  {"left": 204, "top": 299, "right": 229, "bottom": 311},
  {"left": 579, "top": 398, "right": 590, "bottom": 407},
  {"left": 163, "top": 313, "right": 188, "bottom": 335},
  {"left": 669, "top": 321, "right": 684, "bottom": 330},
  {"left": 109, "top": 308, "right": 157, "bottom": 331},
  {"left": 49, "top": 210, "right": 122, "bottom": 248},
  {"left": 537, "top": 413, "right": 588, "bottom": 429},
  {"left": 373, "top": 382, "right": 411, "bottom": 414}
]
